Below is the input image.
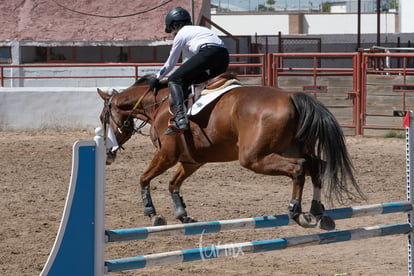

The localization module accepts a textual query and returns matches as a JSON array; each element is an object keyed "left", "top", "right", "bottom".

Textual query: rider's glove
[{"left": 149, "top": 78, "right": 160, "bottom": 96}]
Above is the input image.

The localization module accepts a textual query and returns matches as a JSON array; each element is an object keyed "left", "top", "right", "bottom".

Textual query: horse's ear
[
  {"left": 97, "top": 88, "right": 109, "bottom": 101},
  {"left": 112, "top": 89, "right": 119, "bottom": 95}
]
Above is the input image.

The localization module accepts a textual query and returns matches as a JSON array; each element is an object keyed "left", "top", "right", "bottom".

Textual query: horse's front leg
[
  {"left": 140, "top": 152, "right": 178, "bottom": 226},
  {"left": 169, "top": 162, "right": 203, "bottom": 223},
  {"left": 140, "top": 185, "right": 167, "bottom": 226}
]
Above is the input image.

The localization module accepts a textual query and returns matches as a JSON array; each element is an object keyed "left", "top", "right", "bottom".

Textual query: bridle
[
  {"left": 102, "top": 88, "right": 168, "bottom": 147},
  {"left": 103, "top": 93, "right": 146, "bottom": 135}
]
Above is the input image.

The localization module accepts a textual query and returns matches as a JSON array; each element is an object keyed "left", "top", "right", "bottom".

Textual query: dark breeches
[{"left": 168, "top": 46, "right": 229, "bottom": 96}]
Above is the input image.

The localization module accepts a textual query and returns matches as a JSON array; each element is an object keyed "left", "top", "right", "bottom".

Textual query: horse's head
[
  {"left": 97, "top": 88, "right": 136, "bottom": 164},
  {"left": 97, "top": 75, "right": 168, "bottom": 164}
]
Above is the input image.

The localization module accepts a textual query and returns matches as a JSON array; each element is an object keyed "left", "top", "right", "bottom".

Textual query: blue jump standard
[{"left": 40, "top": 141, "right": 97, "bottom": 276}]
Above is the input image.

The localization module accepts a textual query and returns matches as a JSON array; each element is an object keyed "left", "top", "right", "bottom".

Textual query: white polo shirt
[{"left": 156, "top": 25, "right": 225, "bottom": 80}]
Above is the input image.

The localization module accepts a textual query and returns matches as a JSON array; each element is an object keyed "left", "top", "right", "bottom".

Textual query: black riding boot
[{"left": 165, "top": 82, "right": 189, "bottom": 135}]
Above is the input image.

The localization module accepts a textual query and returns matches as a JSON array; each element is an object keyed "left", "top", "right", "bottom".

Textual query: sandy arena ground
[{"left": 0, "top": 130, "right": 410, "bottom": 275}]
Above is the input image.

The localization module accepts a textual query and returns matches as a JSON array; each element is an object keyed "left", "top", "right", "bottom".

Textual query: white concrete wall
[
  {"left": 330, "top": 4, "right": 347, "bottom": 13},
  {"left": 212, "top": 13, "right": 397, "bottom": 35},
  {"left": 304, "top": 13, "right": 396, "bottom": 35},
  {"left": 0, "top": 88, "right": 114, "bottom": 130},
  {"left": 211, "top": 14, "right": 290, "bottom": 35},
  {"left": 400, "top": 0, "right": 414, "bottom": 33}
]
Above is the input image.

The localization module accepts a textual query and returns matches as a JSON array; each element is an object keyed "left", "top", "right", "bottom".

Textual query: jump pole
[
  {"left": 105, "top": 223, "right": 411, "bottom": 272},
  {"left": 105, "top": 201, "right": 412, "bottom": 242}
]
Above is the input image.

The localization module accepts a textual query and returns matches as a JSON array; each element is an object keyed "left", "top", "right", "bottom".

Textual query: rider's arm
[{"left": 156, "top": 33, "right": 186, "bottom": 80}]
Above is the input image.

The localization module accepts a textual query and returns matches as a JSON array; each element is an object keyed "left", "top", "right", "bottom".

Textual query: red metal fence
[
  {"left": 268, "top": 51, "right": 414, "bottom": 135},
  {"left": 0, "top": 54, "right": 266, "bottom": 87},
  {"left": 1, "top": 52, "right": 414, "bottom": 135}
]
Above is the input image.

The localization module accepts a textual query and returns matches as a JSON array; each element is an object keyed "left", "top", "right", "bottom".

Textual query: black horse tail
[{"left": 291, "top": 92, "right": 366, "bottom": 204}]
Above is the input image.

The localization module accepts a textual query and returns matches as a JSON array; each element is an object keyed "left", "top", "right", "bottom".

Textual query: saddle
[{"left": 185, "top": 72, "right": 242, "bottom": 109}]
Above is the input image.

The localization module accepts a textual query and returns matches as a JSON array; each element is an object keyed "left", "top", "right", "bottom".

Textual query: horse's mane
[
  {"left": 132, "top": 74, "right": 154, "bottom": 86},
  {"left": 131, "top": 74, "right": 168, "bottom": 89}
]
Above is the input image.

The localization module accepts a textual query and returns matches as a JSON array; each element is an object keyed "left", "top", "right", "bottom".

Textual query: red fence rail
[
  {"left": 2, "top": 52, "right": 414, "bottom": 135},
  {"left": 0, "top": 54, "right": 266, "bottom": 87}
]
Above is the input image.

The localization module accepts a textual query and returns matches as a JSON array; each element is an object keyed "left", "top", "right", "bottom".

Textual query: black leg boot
[
  {"left": 171, "top": 192, "right": 188, "bottom": 220},
  {"left": 141, "top": 187, "right": 156, "bottom": 216},
  {"left": 166, "top": 81, "right": 189, "bottom": 134}
]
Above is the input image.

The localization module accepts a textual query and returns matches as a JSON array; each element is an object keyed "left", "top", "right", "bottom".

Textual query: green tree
[
  {"left": 258, "top": 0, "right": 276, "bottom": 12},
  {"left": 385, "top": 0, "right": 398, "bottom": 10},
  {"left": 321, "top": 2, "right": 331, "bottom": 12}
]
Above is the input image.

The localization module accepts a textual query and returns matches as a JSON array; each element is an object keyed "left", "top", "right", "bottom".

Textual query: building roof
[{"left": 1, "top": 0, "right": 208, "bottom": 43}]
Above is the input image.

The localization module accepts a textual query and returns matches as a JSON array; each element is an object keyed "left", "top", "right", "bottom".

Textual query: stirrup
[
  {"left": 164, "top": 118, "right": 183, "bottom": 136},
  {"left": 176, "top": 118, "right": 189, "bottom": 131},
  {"left": 174, "top": 106, "right": 189, "bottom": 131},
  {"left": 164, "top": 126, "right": 182, "bottom": 135}
]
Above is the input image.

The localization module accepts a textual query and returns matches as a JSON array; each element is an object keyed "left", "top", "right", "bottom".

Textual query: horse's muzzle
[{"left": 106, "top": 150, "right": 117, "bottom": 165}]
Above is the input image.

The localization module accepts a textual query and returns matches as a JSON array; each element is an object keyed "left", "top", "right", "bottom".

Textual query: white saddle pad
[{"left": 187, "top": 84, "right": 242, "bottom": 116}]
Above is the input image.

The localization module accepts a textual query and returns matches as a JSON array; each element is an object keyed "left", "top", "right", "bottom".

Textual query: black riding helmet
[{"left": 165, "top": 7, "right": 192, "bottom": 33}]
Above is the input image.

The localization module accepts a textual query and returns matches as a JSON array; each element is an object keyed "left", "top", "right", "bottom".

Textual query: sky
[
  {"left": 211, "top": 0, "right": 326, "bottom": 11},
  {"left": 210, "top": 0, "right": 388, "bottom": 11}
]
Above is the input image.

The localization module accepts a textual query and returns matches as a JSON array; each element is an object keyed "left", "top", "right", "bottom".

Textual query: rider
[{"left": 150, "top": 7, "right": 229, "bottom": 135}]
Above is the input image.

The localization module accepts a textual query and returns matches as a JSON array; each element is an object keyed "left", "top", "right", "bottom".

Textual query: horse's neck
[{"left": 139, "top": 87, "right": 170, "bottom": 117}]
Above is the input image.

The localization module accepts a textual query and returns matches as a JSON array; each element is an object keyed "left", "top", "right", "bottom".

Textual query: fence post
[
  {"left": 266, "top": 53, "right": 272, "bottom": 86},
  {"left": 0, "top": 66, "right": 3, "bottom": 87},
  {"left": 407, "top": 110, "right": 414, "bottom": 276},
  {"left": 354, "top": 50, "right": 363, "bottom": 135}
]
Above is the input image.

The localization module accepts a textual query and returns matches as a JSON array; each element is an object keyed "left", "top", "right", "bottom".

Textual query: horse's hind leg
[
  {"left": 169, "top": 162, "right": 204, "bottom": 223},
  {"left": 307, "top": 157, "right": 335, "bottom": 230},
  {"left": 239, "top": 151, "right": 317, "bottom": 228},
  {"left": 285, "top": 158, "right": 320, "bottom": 228},
  {"left": 287, "top": 166, "right": 309, "bottom": 226}
]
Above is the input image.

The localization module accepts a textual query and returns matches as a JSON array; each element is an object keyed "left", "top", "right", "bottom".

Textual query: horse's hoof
[
  {"left": 174, "top": 207, "right": 188, "bottom": 220},
  {"left": 319, "top": 215, "right": 335, "bottom": 231},
  {"left": 297, "top": 212, "right": 318, "bottom": 228},
  {"left": 106, "top": 151, "right": 117, "bottom": 165},
  {"left": 180, "top": 216, "right": 198, "bottom": 223},
  {"left": 151, "top": 215, "right": 167, "bottom": 226}
]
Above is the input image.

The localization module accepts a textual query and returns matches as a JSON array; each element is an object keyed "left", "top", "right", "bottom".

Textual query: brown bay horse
[{"left": 97, "top": 76, "right": 365, "bottom": 230}]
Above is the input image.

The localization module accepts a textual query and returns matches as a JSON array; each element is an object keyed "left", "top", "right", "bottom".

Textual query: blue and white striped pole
[
  {"left": 105, "top": 223, "right": 411, "bottom": 272},
  {"left": 105, "top": 201, "right": 413, "bottom": 243}
]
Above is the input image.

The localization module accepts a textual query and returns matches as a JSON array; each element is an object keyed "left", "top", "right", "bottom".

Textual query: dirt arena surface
[{"left": 0, "top": 130, "right": 409, "bottom": 275}]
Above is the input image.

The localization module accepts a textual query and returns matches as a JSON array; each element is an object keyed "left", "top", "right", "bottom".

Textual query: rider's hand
[{"left": 149, "top": 78, "right": 160, "bottom": 95}]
